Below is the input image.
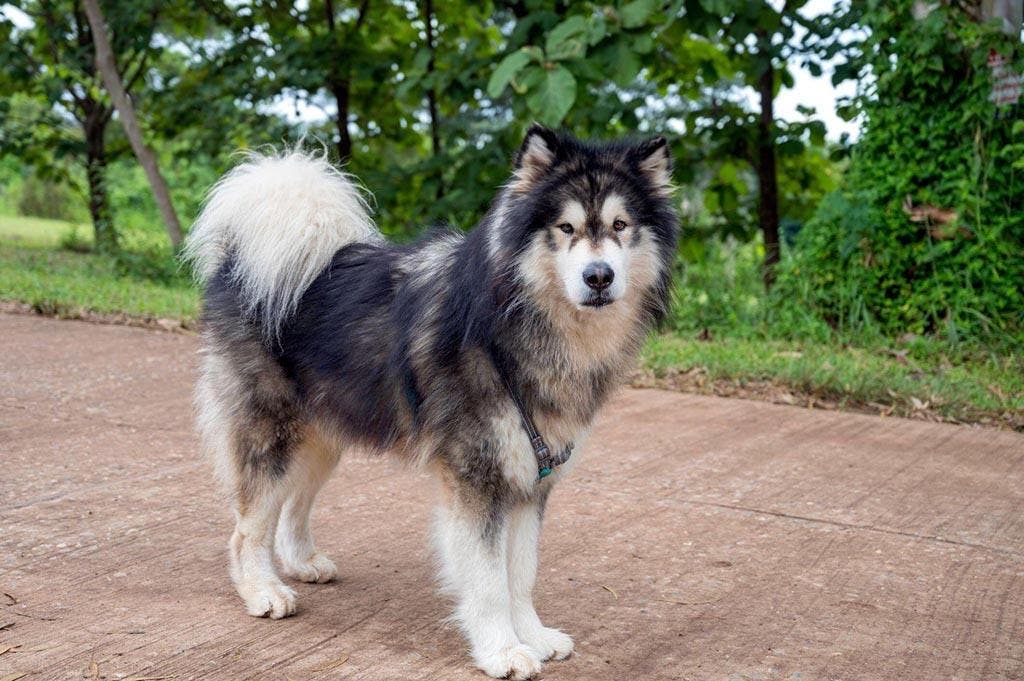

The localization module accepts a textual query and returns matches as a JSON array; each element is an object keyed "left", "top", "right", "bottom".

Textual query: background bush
[
  {"left": 16, "top": 173, "right": 78, "bottom": 222},
  {"left": 772, "top": 1, "right": 1024, "bottom": 351}
]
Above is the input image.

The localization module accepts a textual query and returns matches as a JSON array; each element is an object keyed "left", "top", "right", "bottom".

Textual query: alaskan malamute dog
[{"left": 186, "top": 125, "right": 678, "bottom": 679}]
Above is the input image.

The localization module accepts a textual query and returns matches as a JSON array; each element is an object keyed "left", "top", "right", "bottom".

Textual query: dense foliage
[
  {"left": 1, "top": 0, "right": 1022, "bottom": 355},
  {"left": 0, "top": 0, "right": 835, "bottom": 243},
  {"left": 775, "top": 0, "right": 1024, "bottom": 348}
]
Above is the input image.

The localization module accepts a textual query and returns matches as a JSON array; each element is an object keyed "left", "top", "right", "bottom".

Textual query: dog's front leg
[
  {"left": 507, "top": 497, "right": 574, "bottom": 661},
  {"left": 434, "top": 495, "right": 543, "bottom": 680}
]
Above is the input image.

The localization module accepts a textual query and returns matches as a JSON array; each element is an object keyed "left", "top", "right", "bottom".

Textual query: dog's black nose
[{"left": 583, "top": 261, "right": 614, "bottom": 291}]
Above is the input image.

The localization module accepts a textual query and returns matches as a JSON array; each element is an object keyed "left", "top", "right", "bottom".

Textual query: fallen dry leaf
[
  {"left": 0, "top": 645, "right": 20, "bottom": 656},
  {"left": 0, "top": 622, "right": 13, "bottom": 631},
  {"left": 0, "top": 673, "right": 27, "bottom": 681},
  {"left": 313, "top": 653, "right": 350, "bottom": 672},
  {"left": 1, "top": 593, "right": 16, "bottom": 606},
  {"left": 89, "top": 658, "right": 99, "bottom": 680},
  {"left": 902, "top": 195, "right": 958, "bottom": 226},
  {"left": 601, "top": 584, "right": 619, "bottom": 599},
  {"left": 888, "top": 348, "right": 909, "bottom": 364}
]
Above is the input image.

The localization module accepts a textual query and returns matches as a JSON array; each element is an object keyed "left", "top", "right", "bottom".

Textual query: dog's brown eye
[
  {"left": 613, "top": 219, "right": 628, "bottom": 232},
  {"left": 557, "top": 223, "right": 574, "bottom": 235}
]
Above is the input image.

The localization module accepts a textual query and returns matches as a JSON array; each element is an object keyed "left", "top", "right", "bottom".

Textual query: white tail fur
[{"left": 184, "top": 148, "right": 380, "bottom": 334}]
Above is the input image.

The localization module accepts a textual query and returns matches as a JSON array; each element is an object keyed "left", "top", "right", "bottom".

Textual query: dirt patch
[{"left": 3, "top": 312, "right": 1024, "bottom": 680}]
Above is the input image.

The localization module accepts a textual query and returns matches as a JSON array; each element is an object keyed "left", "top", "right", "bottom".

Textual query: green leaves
[
  {"left": 487, "top": 50, "right": 532, "bottom": 99},
  {"left": 595, "top": 39, "right": 642, "bottom": 87},
  {"left": 621, "top": 0, "right": 660, "bottom": 29},
  {"left": 545, "top": 16, "right": 588, "bottom": 60},
  {"left": 487, "top": 47, "right": 578, "bottom": 126},
  {"left": 525, "top": 66, "right": 577, "bottom": 127}
]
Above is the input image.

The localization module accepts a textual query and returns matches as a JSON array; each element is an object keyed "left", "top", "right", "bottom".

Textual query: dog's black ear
[
  {"left": 514, "top": 123, "right": 561, "bottom": 177},
  {"left": 632, "top": 136, "right": 673, "bottom": 190}
]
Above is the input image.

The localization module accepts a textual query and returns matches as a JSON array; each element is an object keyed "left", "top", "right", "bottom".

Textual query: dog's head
[{"left": 497, "top": 125, "right": 678, "bottom": 320}]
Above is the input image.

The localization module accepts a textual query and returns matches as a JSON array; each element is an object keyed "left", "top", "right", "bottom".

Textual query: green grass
[
  {"left": 641, "top": 334, "right": 1024, "bottom": 427},
  {"left": 0, "top": 214, "right": 197, "bottom": 323},
  {"left": 0, "top": 213, "right": 92, "bottom": 248}
]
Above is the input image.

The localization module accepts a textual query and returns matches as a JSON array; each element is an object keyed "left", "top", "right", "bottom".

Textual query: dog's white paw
[
  {"left": 239, "top": 580, "right": 298, "bottom": 619},
  {"left": 282, "top": 552, "right": 338, "bottom": 583},
  {"left": 518, "top": 626, "right": 574, "bottom": 661},
  {"left": 475, "top": 643, "right": 543, "bottom": 680}
]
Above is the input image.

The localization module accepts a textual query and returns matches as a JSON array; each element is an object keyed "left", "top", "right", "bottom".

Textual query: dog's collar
[{"left": 489, "top": 344, "right": 573, "bottom": 480}]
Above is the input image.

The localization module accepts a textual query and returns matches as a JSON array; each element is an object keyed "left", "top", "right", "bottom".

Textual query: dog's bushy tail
[{"left": 184, "top": 148, "right": 380, "bottom": 334}]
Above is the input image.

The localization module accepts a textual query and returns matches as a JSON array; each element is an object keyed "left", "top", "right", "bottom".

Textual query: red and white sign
[{"left": 989, "top": 51, "right": 1022, "bottom": 107}]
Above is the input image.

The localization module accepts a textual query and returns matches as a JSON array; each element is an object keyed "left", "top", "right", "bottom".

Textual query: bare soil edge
[{"left": 0, "top": 299, "right": 196, "bottom": 334}]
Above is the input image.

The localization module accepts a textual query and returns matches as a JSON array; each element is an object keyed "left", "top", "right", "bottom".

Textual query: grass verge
[
  {"left": 0, "top": 215, "right": 197, "bottom": 325},
  {"left": 639, "top": 334, "right": 1024, "bottom": 430}
]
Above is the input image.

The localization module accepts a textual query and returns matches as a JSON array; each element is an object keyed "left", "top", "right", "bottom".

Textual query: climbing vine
[{"left": 774, "top": 0, "right": 1024, "bottom": 348}]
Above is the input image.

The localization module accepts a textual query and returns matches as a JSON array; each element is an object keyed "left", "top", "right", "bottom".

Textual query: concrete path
[{"left": 1, "top": 313, "right": 1023, "bottom": 681}]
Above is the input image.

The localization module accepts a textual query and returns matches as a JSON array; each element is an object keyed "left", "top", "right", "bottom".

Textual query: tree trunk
[
  {"left": 84, "top": 112, "right": 116, "bottom": 253},
  {"left": 82, "top": 0, "right": 183, "bottom": 251},
  {"left": 422, "top": 0, "right": 443, "bottom": 199},
  {"left": 324, "top": 0, "right": 366, "bottom": 163},
  {"left": 755, "top": 47, "right": 781, "bottom": 290},
  {"left": 330, "top": 79, "right": 353, "bottom": 162}
]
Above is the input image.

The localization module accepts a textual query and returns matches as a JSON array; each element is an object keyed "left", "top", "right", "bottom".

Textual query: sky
[
  {"left": 2, "top": 1, "right": 862, "bottom": 141},
  {"left": 774, "top": 0, "right": 861, "bottom": 141}
]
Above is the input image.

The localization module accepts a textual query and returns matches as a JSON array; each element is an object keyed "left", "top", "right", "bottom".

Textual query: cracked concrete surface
[{"left": 1, "top": 313, "right": 1023, "bottom": 680}]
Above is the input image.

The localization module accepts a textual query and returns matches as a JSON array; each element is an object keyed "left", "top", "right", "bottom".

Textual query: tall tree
[
  {"left": 0, "top": 0, "right": 162, "bottom": 251},
  {"left": 682, "top": 0, "right": 829, "bottom": 288},
  {"left": 323, "top": 0, "right": 370, "bottom": 161},
  {"left": 421, "top": 0, "right": 443, "bottom": 198},
  {"left": 82, "top": 0, "right": 183, "bottom": 249},
  {"left": 754, "top": 24, "right": 781, "bottom": 289}
]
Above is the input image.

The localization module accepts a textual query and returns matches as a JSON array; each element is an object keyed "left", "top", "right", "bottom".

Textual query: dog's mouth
[{"left": 580, "top": 293, "right": 614, "bottom": 308}]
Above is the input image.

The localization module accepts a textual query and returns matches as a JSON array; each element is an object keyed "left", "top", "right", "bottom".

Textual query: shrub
[
  {"left": 773, "top": 1, "right": 1024, "bottom": 351},
  {"left": 16, "top": 174, "right": 77, "bottom": 222}
]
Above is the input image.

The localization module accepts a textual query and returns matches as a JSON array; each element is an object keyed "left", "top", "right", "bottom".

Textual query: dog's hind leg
[
  {"left": 507, "top": 498, "right": 574, "bottom": 661},
  {"left": 229, "top": 473, "right": 296, "bottom": 619},
  {"left": 200, "top": 361, "right": 302, "bottom": 618},
  {"left": 434, "top": 488, "right": 543, "bottom": 680},
  {"left": 275, "top": 439, "right": 340, "bottom": 583}
]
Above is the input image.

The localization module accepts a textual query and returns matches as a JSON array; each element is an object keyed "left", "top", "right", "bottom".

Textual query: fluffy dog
[{"left": 186, "top": 125, "right": 678, "bottom": 679}]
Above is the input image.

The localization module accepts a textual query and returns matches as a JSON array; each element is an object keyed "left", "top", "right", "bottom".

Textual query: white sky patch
[
  {"left": 1, "top": 4, "right": 31, "bottom": 28},
  {"left": 267, "top": 94, "right": 331, "bottom": 125},
  {"left": 774, "top": 0, "right": 863, "bottom": 141},
  {"left": 777, "top": 59, "right": 861, "bottom": 142}
]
